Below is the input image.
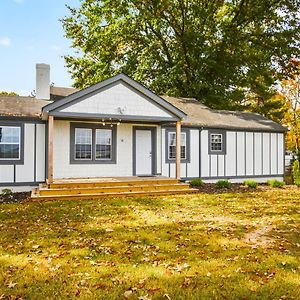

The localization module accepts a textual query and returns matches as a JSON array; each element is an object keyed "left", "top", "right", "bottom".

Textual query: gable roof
[
  {"left": 43, "top": 74, "right": 187, "bottom": 119},
  {"left": 162, "top": 96, "right": 287, "bottom": 132}
]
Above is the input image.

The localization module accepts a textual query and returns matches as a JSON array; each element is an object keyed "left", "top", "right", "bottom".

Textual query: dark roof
[
  {"left": 162, "top": 96, "right": 287, "bottom": 132},
  {"left": 0, "top": 96, "right": 50, "bottom": 119},
  {"left": 50, "top": 86, "right": 78, "bottom": 101},
  {"left": 0, "top": 86, "right": 287, "bottom": 132}
]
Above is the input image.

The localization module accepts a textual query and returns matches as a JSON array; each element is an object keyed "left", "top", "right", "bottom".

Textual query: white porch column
[
  {"left": 176, "top": 121, "right": 181, "bottom": 180},
  {"left": 47, "top": 115, "right": 54, "bottom": 184}
]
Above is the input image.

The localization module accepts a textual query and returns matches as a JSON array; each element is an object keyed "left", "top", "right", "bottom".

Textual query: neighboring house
[{"left": 0, "top": 64, "right": 286, "bottom": 192}]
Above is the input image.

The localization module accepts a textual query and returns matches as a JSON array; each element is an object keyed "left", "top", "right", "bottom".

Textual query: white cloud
[
  {"left": 50, "top": 45, "right": 61, "bottom": 51},
  {"left": 0, "top": 37, "right": 11, "bottom": 47}
]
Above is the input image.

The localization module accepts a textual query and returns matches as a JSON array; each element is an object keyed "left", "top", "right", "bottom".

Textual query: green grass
[{"left": 0, "top": 188, "right": 300, "bottom": 299}]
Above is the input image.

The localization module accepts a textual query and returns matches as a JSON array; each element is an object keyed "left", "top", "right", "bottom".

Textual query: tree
[
  {"left": 62, "top": 0, "right": 300, "bottom": 110},
  {"left": 280, "top": 59, "right": 300, "bottom": 153},
  {"left": 0, "top": 91, "right": 18, "bottom": 96}
]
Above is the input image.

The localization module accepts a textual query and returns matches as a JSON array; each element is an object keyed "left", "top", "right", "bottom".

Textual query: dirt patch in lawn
[
  {"left": 244, "top": 226, "right": 275, "bottom": 248},
  {"left": 0, "top": 192, "right": 31, "bottom": 204}
]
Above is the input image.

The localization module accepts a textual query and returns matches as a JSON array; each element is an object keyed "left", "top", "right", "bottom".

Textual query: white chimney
[{"left": 36, "top": 63, "right": 50, "bottom": 100}]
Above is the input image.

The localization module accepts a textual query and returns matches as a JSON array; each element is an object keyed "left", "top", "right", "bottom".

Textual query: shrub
[
  {"left": 216, "top": 179, "right": 231, "bottom": 189},
  {"left": 292, "top": 160, "right": 300, "bottom": 184},
  {"left": 267, "top": 179, "right": 285, "bottom": 188},
  {"left": 1, "top": 188, "right": 13, "bottom": 196},
  {"left": 244, "top": 180, "right": 257, "bottom": 189},
  {"left": 295, "top": 180, "right": 300, "bottom": 188},
  {"left": 190, "top": 178, "right": 204, "bottom": 187}
]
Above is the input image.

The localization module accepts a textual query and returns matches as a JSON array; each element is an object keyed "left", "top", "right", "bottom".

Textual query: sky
[{"left": 0, "top": 0, "right": 80, "bottom": 95}]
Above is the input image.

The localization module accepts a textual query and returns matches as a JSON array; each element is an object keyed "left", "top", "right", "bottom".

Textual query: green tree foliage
[
  {"left": 62, "top": 0, "right": 300, "bottom": 110},
  {"left": 292, "top": 160, "right": 300, "bottom": 183}
]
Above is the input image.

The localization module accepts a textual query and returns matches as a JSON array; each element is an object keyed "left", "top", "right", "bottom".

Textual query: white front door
[{"left": 135, "top": 129, "right": 152, "bottom": 175}]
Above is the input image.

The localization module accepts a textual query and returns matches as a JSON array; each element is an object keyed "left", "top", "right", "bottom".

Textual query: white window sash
[
  {"left": 168, "top": 132, "right": 186, "bottom": 160},
  {"left": 74, "top": 128, "right": 92, "bottom": 160},
  {"left": 210, "top": 134, "right": 223, "bottom": 152},
  {"left": 0, "top": 126, "right": 21, "bottom": 160},
  {"left": 95, "top": 129, "right": 112, "bottom": 161}
]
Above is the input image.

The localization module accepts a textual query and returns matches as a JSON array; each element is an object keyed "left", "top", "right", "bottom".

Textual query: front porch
[{"left": 31, "top": 176, "right": 198, "bottom": 201}]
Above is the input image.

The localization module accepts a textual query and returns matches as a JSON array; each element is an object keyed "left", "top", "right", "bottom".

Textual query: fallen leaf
[
  {"left": 124, "top": 290, "right": 133, "bottom": 298},
  {"left": 138, "top": 295, "right": 151, "bottom": 300},
  {"left": 7, "top": 282, "right": 17, "bottom": 289}
]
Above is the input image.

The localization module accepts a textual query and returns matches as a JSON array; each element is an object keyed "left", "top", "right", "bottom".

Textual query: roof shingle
[{"left": 161, "top": 96, "right": 287, "bottom": 132}]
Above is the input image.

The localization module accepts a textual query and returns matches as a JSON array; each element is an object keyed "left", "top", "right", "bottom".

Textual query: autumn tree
[
  {"left": 280, "top": 59, "right": 300, "bottom": 154},
  {"left": 0, "top": 91, "right": 18, "bottom": 96},
  {"left": 62, "top": 0, "right": 300, "bottom": 110}
]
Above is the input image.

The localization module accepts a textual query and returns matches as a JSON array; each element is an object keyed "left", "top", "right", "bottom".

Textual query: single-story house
[{"left": 0, "top": 64, "right": 286, "bottom": 195}]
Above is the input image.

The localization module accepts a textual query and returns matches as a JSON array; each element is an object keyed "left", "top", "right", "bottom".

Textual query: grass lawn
[{"left": 0, "top": 188, "right": 299, "bottom": 299}]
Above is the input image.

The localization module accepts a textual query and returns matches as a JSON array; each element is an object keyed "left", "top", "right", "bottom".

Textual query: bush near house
[
  {"left": 267, "top": 179, "right": 285, "bottom": 188},
  {"left": 216, "top": 179, "right": 231, "bottom": 188},
  {"left": 243, "top": 180, "right": 258, "bottom": 189},
  {"left": 189, "top": 178, "right": 204, "bottom": 187}
]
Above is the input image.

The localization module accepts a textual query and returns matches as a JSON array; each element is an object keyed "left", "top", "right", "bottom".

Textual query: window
[
  {"left": 0, "top": 126, "right": 21, "bottom": 160},
  {"left": 168, "top": 132, "right": 187, "bottom": 160},
  {"left": 70, "top": 123, "right": 116, "bottom": 164},
  {"left": 208, "top": 130, "right": 226, "bottom": 154},
  {"left": 210, "top": 134, "right": 222, "bottom": 151},
  {"left": 95, "top": 129, "right": 112, "bottom": 160},
  {"left": 75, "top": 128, "right": 92, "bottom": 160}
]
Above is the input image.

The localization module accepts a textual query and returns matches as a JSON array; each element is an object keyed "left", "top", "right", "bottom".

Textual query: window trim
[
  {"left": 165, "top": 128, "right": 190, "bottom": 163},
  {"left": 208, "top": 130, "right": 226, "bottom": 155},
  {"left": 70, "top": 123, "right": 117, "bottom": 164},
  {"left": 0, "top": 122, "right": 24, "bottom": 165}
]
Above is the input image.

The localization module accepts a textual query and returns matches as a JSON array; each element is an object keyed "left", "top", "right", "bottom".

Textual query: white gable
[{"left": 60, "top": 82, "right": 173, "bottom": 118}]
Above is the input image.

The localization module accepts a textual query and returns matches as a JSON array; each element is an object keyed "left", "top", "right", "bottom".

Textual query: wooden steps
[{"left": 31, "top": 177, "right": 198, "bottom": 201}]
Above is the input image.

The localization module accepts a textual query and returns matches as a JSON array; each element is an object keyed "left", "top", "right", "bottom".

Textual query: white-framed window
[
  {"left": 0, "top": 126, "right": 21, "bottom": 160},
  {"left": 168, "top": 132, "right": 186, "bottom": 160},
  {"left": 95, "top": 129, "right": 112, "bottom": 160},
  {"left": 210, "top": 133, "right": 223, "bottom": 151},
  {"left": 74, "top": 128, "right": 92, "bottom": 160}
]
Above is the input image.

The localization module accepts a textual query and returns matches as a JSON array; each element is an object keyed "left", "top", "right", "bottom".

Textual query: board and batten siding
[
  {"left": 161, "top": 128, "right": 285, "bottom": 182},
  {"left": 53, "top": 120, "right": 162, "bottom": 179},
  {"left": 0, "top": 121, "right": 46, "bottom": 190}
]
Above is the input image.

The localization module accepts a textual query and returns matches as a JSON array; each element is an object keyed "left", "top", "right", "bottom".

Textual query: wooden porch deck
[{"left": 31, "top": 176, "right": 198, "bottom": 201}]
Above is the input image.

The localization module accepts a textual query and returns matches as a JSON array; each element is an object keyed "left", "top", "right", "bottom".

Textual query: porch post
[
  {"left": 176, "top": 121, "right": 181, "bottom": 180},
  {"left": 47, "top": 115, "right": 54, "bottom": 184}
]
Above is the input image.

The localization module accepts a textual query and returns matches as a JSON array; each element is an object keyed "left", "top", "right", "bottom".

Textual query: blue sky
[{"left": 0, "top": 0, "right": 80, "bottom": 95}]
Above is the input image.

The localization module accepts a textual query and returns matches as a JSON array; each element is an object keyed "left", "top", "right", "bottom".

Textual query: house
[{"left": 0, "top": 64, "right": 286, "bottom": 196}]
